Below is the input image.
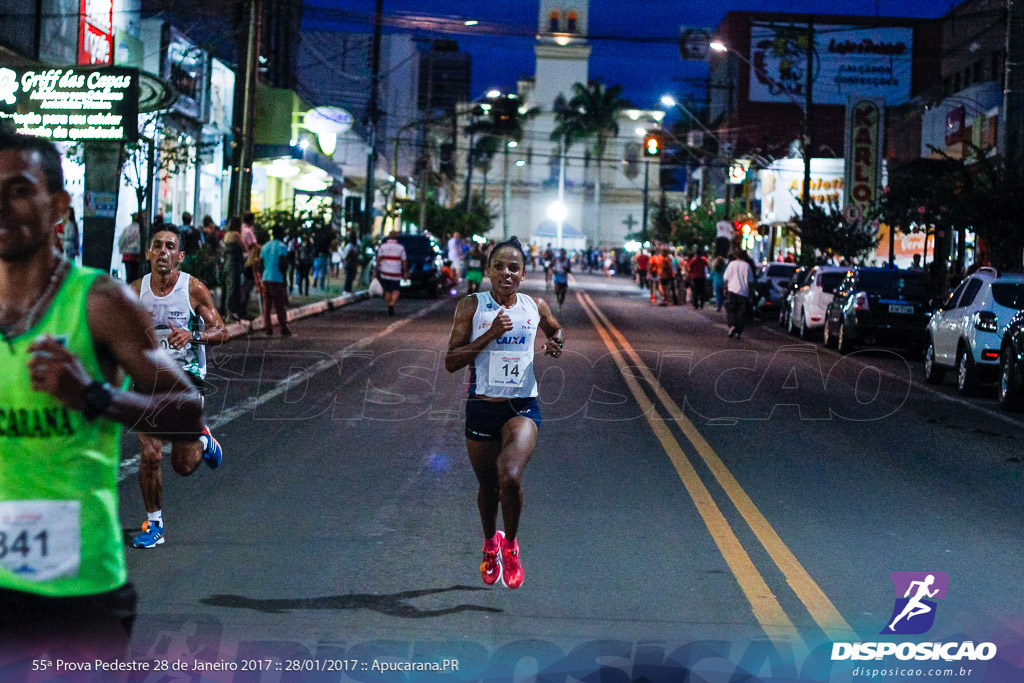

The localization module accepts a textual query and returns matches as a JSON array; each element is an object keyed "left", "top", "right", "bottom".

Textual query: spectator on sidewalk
[
  {"left": 241, "top": 212, "right": 257, "bottom": 254},
  {"left": 296, "top": 235, "right": 315, "bottom": 296},
  {"left": 118, "top": 212, "right": 142, "bottom": 282},
  {"left": 200, "top": 215, "right": 219, "bottom": 250},
  {"left": 313, "top": 226, "right": 333, "bottom": 290},
  {"left": 61, "top": 206, "right": 79, "bottom": 262},
  {"left": 221, "top": 217, "right": 244, "bottom": 321},
  {"left": 260, "top": 230, "right": 292, "bottom": 335},
  {"left": 342, "top": 233, "right": 360, "bottom": 293},
  {"left": 180, "top": 212, "right": 202, "bottom": 274}
]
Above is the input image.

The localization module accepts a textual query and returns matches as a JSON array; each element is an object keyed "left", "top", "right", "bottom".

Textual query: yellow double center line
[{"left": 575, "top": 290, "right": 855, "bottom": 651}]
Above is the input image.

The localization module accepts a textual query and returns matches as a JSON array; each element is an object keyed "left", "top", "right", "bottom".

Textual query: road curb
[{"left": 222, "top": 289, "right": 371, "bottom": 339}]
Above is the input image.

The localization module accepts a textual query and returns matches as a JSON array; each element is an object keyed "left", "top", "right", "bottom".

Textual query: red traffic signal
[{"left": 643, "top": 132, "right": 662, "bottom": 157}]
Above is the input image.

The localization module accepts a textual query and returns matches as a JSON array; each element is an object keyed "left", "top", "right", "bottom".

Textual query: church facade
[{"left": 465, "top": 0, "right": 664, "bottom": 249}]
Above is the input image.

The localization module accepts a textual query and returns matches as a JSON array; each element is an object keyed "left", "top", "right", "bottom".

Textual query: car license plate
[
  {"left": 400, "top": 279, "right": 411, "bottom": 287},
  {"left": 888, "top": 304, "right": 913, "bottom": 314}
]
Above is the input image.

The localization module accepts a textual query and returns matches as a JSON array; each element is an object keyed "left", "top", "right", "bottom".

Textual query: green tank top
[{"left": 0, "top": 263, "right": 126, "bottom": 596}]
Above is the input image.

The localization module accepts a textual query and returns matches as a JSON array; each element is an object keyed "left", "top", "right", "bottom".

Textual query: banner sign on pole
[{"left": 844, "top": 96, "right": 885, "bottom": 224}]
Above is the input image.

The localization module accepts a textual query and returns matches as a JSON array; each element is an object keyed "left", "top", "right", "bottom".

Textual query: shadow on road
[{"left": 199, "top": 585, "right": 503, "bottom": 618}]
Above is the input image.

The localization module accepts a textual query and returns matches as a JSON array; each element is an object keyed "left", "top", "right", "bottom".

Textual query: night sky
[{"left": 305, "top": 0, "right": 949, "bottom": 118}]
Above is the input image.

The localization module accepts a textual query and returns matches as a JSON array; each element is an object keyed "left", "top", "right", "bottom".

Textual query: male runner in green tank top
[{"left": 0, "top": 133, "right": 205, "bottom": 655}]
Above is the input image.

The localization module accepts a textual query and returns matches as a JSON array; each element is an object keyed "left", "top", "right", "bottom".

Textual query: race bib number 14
[
  {"left": 0, "top": 500, "right": 80, "bottom": 582},
  {"left": 489, "top": 351, "right": 529, "bottom": 388}
]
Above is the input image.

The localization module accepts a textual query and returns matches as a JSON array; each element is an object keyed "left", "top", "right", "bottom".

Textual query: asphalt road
[{"left": 110, "top": 272, "right": 1024, "bottom": 681}]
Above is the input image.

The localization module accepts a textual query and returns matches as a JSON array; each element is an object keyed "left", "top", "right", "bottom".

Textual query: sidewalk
[{"left": 219, "top": 283, "right": 370, "bottom": 340}]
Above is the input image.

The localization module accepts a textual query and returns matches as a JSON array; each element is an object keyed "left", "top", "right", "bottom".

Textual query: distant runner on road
[
  {"left": 445, "top": 236, "right": 564, "bottom": 590},
  {"left": 130, "top": 225, "right": 228, "bottom": 549}
]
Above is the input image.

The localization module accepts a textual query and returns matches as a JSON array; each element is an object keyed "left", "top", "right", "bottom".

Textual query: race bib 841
[{"left": 0, "top": 500, "right": 80, "bottom": 582}]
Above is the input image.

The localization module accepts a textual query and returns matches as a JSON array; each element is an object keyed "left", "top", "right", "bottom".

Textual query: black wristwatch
[
  {"left": 82, "top": 381, "right": 113, "bottom": 421},
  {"left": 192, "top": 329, "right": 202, "bottom": 344}
]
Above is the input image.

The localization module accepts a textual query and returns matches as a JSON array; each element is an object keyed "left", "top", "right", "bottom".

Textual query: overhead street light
[{"left": 486, "top": 89, "right": 502, "bottom": 99}]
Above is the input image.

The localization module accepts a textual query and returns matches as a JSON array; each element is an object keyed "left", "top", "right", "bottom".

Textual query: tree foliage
[
  {"left": 797, "top": 202, "right": 879, "bottom": 265},
  {"left": 399, "top": 194, "right": 495, "bottom": 240}
]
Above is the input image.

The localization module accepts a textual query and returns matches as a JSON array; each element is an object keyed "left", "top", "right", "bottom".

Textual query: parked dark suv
[
  {"left": 822, "top": 267, "right": 936, "bottom": 354},
  {"left": 997, "top": 306, "right": 1024, "bottom": 410},
  {"left": 371, "top": 233, "right": 444, "bottom": 298}
]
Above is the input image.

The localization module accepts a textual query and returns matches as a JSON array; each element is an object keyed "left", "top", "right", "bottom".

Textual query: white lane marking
[{"left": 118, "top": 300, "right": 450, "bottom": 481}]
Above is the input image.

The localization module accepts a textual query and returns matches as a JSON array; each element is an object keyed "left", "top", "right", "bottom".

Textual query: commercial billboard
[
  {"left": 748, "top": 23, "right": 913, "bottom": 106},
  {"left": 0, "top": 66, "right": 139, "bottom": 142},
  {"left": 79, "top": 0, "right": 114, "bottom": 65}
]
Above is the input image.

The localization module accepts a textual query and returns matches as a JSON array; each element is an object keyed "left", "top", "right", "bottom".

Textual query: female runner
[{"left": 445, "top": 237, "right": 564, "bottom": 589}]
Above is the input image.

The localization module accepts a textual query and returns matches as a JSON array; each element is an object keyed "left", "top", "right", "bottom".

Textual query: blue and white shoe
[
  {"left": 132, "top": 520, "right": 164, "bottom": 548},
  {"left": 201, "top": 426, "right": 222, "bottom": 469}
]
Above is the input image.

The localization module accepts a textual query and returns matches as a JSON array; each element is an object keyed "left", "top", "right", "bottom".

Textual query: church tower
[{"left": 531, "top": 0, "right": 591, "bottom": 111}]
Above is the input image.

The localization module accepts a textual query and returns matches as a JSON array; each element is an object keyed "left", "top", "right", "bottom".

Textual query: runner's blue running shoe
[
  {"left": 132, "top": 520, "right": 164, "bottom": 548},
  {"left": 201, "top": 426, "right": 222, "bottom": 468}
]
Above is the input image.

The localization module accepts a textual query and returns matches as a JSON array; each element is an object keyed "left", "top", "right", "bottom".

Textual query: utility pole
[
  {"left": 502, "top": 141, "right": 510, "bottom": 237},
  {"left": 228, "top": 0, "right": 261, "bottom": 218},
  {"left": 362, "top": 0, "right": 383, "bottom": 237},
  {"left": 463, "top": 113, "right": 476, "bottom": 211},
  {"left": 801, "top": 18, "right": 815, "bottom": 226},
  {"left": 1005, "top": 0, "right": 1024, "bottom": 169},
  {"left": 418, "top": 42, "right": 435, "bottom": 234}
]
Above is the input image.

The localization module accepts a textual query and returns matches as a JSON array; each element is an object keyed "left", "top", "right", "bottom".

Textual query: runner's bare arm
[
  {"left": 536, "top": 298, "right": 563, "bottom": 357},
  {"left": 188, "top": 276, "right": 228, "bottom": 346},
  {"left": 129, "top": 278, "right": 142, "bottom": 296},
  {"left": 445, "top": 295, "right": 509, "bottom": 373},
  {"left": 68, "top": 275, "right": 203, "bottom": 440}
]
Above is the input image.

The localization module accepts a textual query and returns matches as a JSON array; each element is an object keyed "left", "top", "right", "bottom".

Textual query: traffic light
[
  {"left": 490, "top": 96, "right": 519, "bottom": 136},
  {"left": 643, "top": 132, "right": 662, "bottom": 157}
]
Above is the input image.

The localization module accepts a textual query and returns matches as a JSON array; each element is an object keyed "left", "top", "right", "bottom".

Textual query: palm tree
[
  {"left": 552, "top": 82, "right": 630, "bottom": 242},
  {"left": 465, "top": 104, "right": 540, "bottom": 232}
]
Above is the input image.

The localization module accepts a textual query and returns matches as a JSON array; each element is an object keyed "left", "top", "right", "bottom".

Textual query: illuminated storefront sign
[
  {"left": 844, "top": 97, "right": 884, "bottom": 223},
  {"left": 0, "top": 67, "right": 139, "bottom": 142},
  {"left": 79, "top": 0, "right": 114, "bottom": 65}
]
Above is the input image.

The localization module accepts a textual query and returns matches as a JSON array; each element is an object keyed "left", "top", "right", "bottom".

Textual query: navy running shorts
[
  {"left": 380, "top": 278, "right": 401, "bottom": 293},
  {"left": 465, "top": 396, "right": 542, "bottom": 441}
]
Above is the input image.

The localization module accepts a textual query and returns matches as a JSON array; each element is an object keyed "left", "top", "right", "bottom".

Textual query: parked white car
[
  {"left": 788, "top": 266, "right": 849, "bottom": 339},
  {"left": 925, "top": 267, "right": 1024, "bottom": 393}
]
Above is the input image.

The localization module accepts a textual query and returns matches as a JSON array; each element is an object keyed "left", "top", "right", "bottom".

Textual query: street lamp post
[
  {"left": 710, "top": 38, "right": 814, "bottom": 224},
  {"left": 641, "top": 159, "right": 650, "bottom": 245}
]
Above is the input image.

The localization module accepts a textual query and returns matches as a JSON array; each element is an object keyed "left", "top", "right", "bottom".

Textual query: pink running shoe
[
  {"left": 480, "top": 531, "right": 503, "bottom": 586},
  {"left": 500, "top": 533, "right": 524, "bottom": 589}
]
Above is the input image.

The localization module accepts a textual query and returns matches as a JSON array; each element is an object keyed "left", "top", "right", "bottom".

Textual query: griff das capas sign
[{"left": 0, "top": 66, "right": 139, "bottom": 142}]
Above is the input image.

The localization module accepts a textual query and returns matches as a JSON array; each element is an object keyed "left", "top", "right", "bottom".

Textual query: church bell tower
[{"left": 532, "top": 0, "right": 591, "bottom": 111}]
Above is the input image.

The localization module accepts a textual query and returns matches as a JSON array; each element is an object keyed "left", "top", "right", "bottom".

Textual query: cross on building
[{"left": 622, "top": 214, "right": 637, "bottom": 232}]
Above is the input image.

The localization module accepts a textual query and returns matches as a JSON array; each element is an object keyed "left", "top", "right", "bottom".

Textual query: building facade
[{"left": 466, "top": 0, "right": 663, "bottom": 249}]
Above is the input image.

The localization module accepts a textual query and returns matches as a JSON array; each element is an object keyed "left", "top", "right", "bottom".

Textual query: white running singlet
[
  {"left": 469, "top": 291, "right": 540, "bottom": 398},
  {"left": 139, "top": 272, "right": 207, "bottom": 379}
]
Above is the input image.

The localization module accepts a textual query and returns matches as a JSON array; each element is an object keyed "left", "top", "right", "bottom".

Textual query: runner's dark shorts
[
  {"left": 380, "top": 277, "right": 402, "bottom": 293},
  {"left": 465, "top": 395, "right": 542, "bottom": 441},
  {"left": 0, "top": 582, "right": 137, "bottom": 648}
]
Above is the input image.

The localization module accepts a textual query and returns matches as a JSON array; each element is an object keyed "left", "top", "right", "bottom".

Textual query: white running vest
[
  {"left": 469, "top": 291, "right": 540, "bottom": 398},
  {"left": 139, "top": 272, "right": 206, "bottom": 379}
]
